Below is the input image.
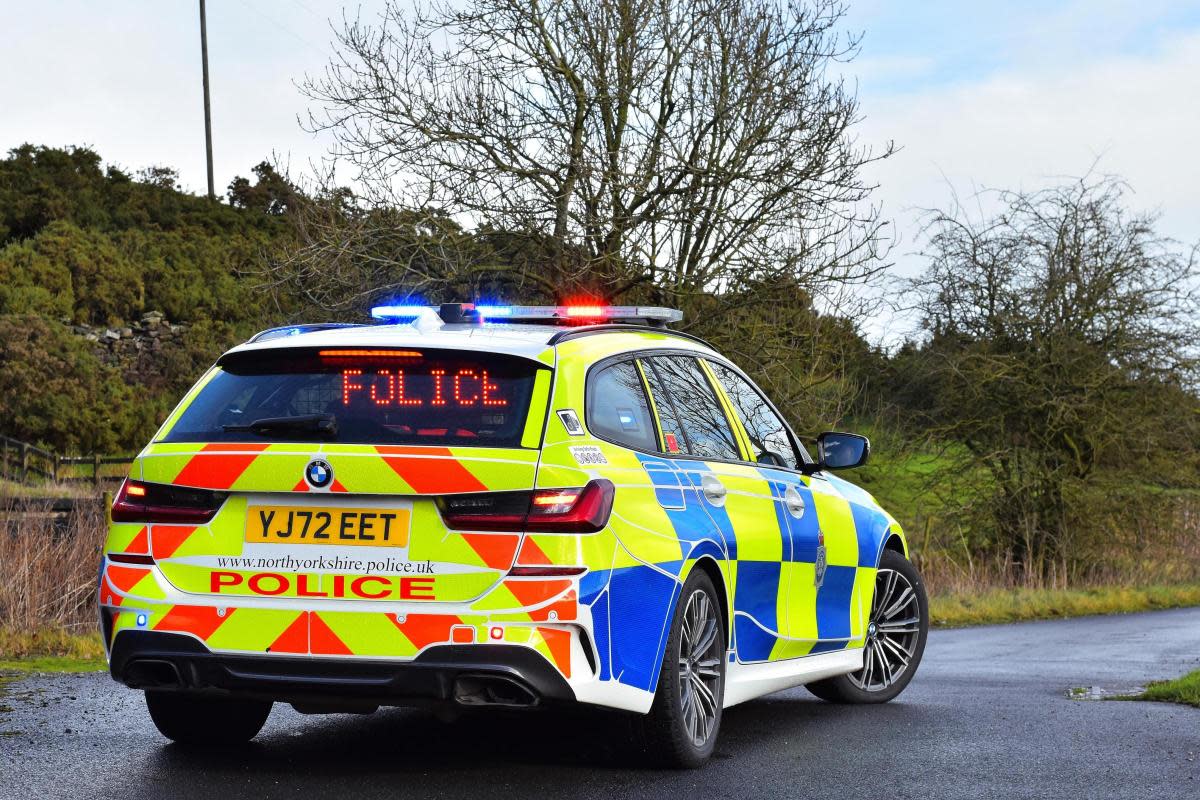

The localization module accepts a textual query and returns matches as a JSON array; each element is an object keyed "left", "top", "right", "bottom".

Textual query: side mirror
[{"left": 816, "top": 431, "right": 870, "bottom": 470}]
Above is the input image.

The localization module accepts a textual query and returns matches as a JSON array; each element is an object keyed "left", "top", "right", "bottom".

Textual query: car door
[
  {"left": 706, "top": 360, "right": 864, "bottom": 656},
  {"left": 639, "top": 354, "right": 790, "bottom": 663},
  {"left": 580, "top": 356, "right": 719, "bottom": 691}
]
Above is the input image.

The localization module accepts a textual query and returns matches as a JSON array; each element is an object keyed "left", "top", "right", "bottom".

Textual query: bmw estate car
[{"left": 100, "top": 303, "right": 928, "bottom": 767}]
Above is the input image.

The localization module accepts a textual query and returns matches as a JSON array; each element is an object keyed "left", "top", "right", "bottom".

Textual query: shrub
[
  {"left": 0, "top": 236, "right": 74, "bottom": 318},
  {"left": 0, "top": 314, "right": 144, "bottom": 453}
]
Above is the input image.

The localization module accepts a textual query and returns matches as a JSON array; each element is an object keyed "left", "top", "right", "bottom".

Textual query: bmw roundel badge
[{"left": 305, "top": 459, "right": 333, "bottom": 489}]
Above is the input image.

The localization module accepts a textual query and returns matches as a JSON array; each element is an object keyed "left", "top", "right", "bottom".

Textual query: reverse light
[
  {"left": 438, "top": 480, "right": 615, "bottom": 533},
  {"left": 111, "top": 480, "right": 225, "bottom": 524}
]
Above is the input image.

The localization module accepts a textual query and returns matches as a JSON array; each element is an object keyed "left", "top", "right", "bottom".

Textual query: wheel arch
[
  {"left": 687, "top": 555, "right": 732, "bottom": 648},
  {"left": 882, "top": 531, "right": 908, "bottom": 559},
  {"left": 636, "top": 554, "right": 731, "bottom": 699}
]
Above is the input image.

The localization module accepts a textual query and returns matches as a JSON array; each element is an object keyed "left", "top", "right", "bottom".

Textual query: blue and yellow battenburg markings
[{"left": 100, "top": 322, "right": 904, "bottom": 709}]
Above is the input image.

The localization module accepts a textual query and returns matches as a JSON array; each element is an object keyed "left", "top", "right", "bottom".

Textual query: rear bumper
[{"left": 109, "top": 630, "right": 575, "bottom": 709}]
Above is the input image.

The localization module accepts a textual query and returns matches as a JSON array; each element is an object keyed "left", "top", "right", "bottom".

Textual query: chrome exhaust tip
[{"left": 452, "top": 674, "right": 539, "bottom": 708}]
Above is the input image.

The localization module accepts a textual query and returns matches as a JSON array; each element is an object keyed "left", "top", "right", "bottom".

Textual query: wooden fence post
[
  {"left": 53, "top": 454, "right": 60, "bottom": 483},
  {"left": 93, "top": 453, "right": 102, "bottom": 490},
  {"left": 21, "top": 442, "right": 29, "bottom": 482}
]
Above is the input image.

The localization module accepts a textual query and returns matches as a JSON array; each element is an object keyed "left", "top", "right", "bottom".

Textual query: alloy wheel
[
  {"left": 677, "top": 588, "right": 722, "bottom": 747},
  {"left": 849, "top": 568, "right": 922, "bottom": 692}
]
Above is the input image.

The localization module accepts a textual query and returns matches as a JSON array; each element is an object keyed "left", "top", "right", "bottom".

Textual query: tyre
[
  {"left": 633, "top": 569, "right": 726, "bottom": 768},
  {"left": 806, "top": 549, "right": 928, "bottom": 704},
  {"left": 145, "top": 690, "right": 272, "bottom": 745}
]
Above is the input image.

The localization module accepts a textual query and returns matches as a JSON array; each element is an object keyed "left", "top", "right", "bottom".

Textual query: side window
[
  {"left": 586, "top": 360, "right": 658, "bottom": 452},
  {"left": 709, "top": 362, "right": 803, "bottom": 469},
  {"left": 642, "top": 356, "right": 740, "bottom": 461}
]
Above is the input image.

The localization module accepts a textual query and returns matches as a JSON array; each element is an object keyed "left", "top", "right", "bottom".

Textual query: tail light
[
  {"left": 110, "top": 479, "right": 225, "bottom": 524},
  {"left": 438, "top": 480, "right": 614, "bottom": 533}
]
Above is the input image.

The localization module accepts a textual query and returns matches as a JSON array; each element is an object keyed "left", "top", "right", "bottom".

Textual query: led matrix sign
[{"left": 340, "top": 368, "right": 509, "bottom": 408}]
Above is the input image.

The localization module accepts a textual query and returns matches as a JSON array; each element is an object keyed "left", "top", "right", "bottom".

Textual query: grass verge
[
  {"left": 0, "top": 629, "right": 105, "bottom": 673},
  {"left": 1142, "top": 671, "right": 1200, "bottom": 707},
  {"left": 930, "top": 583, "right": 1200, "bottom": 627},
  {"left": 1112, "top": 670, "right": 1200, "bottom": 709}
]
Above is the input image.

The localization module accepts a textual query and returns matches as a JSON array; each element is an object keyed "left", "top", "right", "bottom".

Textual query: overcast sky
[{"left": 2, "top": 1, "right": 1198, "bottom": 338}]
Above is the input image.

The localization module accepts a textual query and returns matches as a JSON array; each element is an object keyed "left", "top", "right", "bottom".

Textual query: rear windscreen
[{"left": 162, "top": 348, "right": 542, "bottom": 447}]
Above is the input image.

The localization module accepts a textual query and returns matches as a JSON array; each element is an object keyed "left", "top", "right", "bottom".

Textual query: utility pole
[{"left": 199, "top": 0, "right": 215, "bottom": 201}]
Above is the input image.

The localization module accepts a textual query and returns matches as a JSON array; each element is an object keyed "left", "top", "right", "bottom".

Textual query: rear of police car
[{"left": 99, "top": 307, "right": 617, "bottom": 737}]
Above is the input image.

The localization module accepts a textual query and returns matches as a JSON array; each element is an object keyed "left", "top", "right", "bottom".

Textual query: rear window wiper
[{"left": 222, "top": 413, "right": 337, "bottom": 438}]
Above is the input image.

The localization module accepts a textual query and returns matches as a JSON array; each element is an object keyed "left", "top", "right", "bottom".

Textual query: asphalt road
[{"left": 2, "top": 607, "right": 1198, "bottom": 800}]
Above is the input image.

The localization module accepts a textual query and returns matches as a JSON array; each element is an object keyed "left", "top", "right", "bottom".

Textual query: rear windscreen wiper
[{"left": 222, "top": 413, "right": 337, "bottom": 438}]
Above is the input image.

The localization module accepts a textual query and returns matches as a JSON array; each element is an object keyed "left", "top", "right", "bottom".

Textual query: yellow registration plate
[{"left": 246, "top": 505, "right": 410, "bottom": 547}]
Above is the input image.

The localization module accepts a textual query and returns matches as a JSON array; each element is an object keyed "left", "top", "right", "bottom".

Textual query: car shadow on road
[{"left": 143, "top": 691, "right": 924, "bottom": 786}]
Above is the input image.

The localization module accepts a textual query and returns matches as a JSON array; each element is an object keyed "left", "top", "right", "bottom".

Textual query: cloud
[
  {"left": 852, "top": 29, "right": 1200, "bottom": 340},
  {"left": 863, "top": 29, "right": 1200, "bottom": 251}
]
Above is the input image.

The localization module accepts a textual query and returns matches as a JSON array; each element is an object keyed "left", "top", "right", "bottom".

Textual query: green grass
[
  {"left": 0, "top": 477, "right": 98, "bottom": 499},
  {"left": 0, "top": 629, "right": 106, "bottom": 672},
  {"left": 930, "top": 584, "right": 1200, "bottom": 628},
  {"left": 1125, "top": 670, "right": 1200, "bottom": 709},
  {"left": 849, "top": 432, "right": 973, "bottom": 521},
  {"left": 0, "top": 655, "right": 105, "bottom": 674}
]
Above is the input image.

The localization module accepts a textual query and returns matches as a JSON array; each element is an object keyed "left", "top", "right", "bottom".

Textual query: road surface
[{"left": 2, "top": 607, "right": 1198, "bottom": 799}]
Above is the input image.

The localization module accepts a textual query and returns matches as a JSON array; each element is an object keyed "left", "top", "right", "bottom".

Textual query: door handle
[
  {"left": 700, "top": 474, "right": 727, "bottom": 507},
  {"left": 783, "top": 487, "right": 806, "bottom": 519}
]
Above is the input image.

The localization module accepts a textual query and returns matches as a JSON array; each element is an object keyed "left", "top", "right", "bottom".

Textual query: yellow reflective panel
[
  {"left": 521, "top": 369, "right": 553, "bottom": 448},
  {"left": 809, "top": 483, "right": 859, "bottom": 567}
]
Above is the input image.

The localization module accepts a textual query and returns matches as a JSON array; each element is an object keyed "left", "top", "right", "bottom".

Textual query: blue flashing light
[
  {"left": 371, "top": 304, "right": 428, "bottom": 321},
  {"left": 136, "top": 613, "right": 148, "bottom": 628},
  {"left": 475, "top": 305, "right": 513, "bottom": 318}
]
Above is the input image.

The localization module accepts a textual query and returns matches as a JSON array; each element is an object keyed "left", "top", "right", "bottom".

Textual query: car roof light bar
[
  {"left": 370, "top": 303, "right": 683, "bottom": 327},
  {"left": 370, "top": 305, "right": 434, "bottom": 320},
  {"left": 478, "top": 305, "right": 683, "bottom": 325}
]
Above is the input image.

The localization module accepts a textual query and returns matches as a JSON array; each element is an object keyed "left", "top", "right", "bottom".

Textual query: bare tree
[
  {"left": 295, "top": 0, "right": 892, "bottom": 312},
  {"left": 897, "top": 174, "right": 1200, "bottom": 582}
]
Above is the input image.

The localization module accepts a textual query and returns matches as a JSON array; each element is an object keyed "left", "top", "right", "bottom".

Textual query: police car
[{"left": 100, "top": 303, "right": 927, "bottom": 767}]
